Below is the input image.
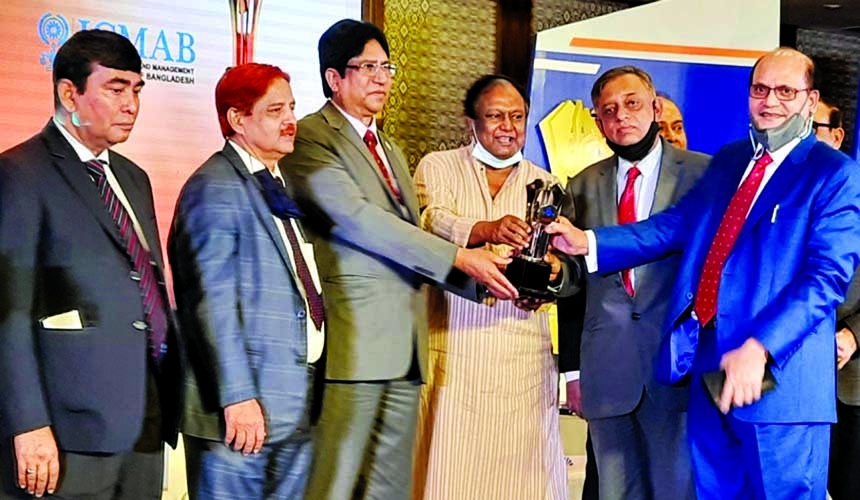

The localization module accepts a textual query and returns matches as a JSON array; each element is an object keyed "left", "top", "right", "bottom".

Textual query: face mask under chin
[
  {"left": 471, "top": 132, "right": 523, "bottom": 169},
  {"left": 604, "top": 121, "right": 661, "bottom": 162},
  {"left": 750, "top": 113, "right": 812, "bottom": 152}
]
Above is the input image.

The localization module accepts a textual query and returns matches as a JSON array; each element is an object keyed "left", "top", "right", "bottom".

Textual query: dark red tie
[
  {"left": 363, "top": 130, "right": 401, "bottom": 202},
  {"left": 275, "top": 178, "right": 326, "bottom": 330},
  {"left": 86, "top": 160, "right": 167, "bottom": 362},
  {"left": 618, "top": 165, "right": 641, "bottom": 296},
  {"left": 694, "top": 152, "right": 773, "bottom": 326}
]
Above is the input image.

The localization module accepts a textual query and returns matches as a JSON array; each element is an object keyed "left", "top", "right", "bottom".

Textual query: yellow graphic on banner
[{"left": 539, "top": 99, "right": 612, "bottom": 185}]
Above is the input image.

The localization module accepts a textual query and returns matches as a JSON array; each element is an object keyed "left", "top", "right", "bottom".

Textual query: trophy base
[{"left": 505, "top": 257, "right": 553, "bottom": 299}]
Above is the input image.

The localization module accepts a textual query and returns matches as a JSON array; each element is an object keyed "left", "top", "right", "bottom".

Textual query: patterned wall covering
[
  {"left": 533, "top": 0, "right": 627, "bottom": 32},
  {"left": 382, "top": 0, "right": 496, "bottom": 171},
  {"left": 381, "top": 0, "right": 631, "bottom": 170},
  {"left": 797, "top": 28, "right": 859, "bottom": 154}
]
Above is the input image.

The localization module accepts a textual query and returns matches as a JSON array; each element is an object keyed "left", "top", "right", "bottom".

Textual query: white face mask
[{"left": 471, "top": 137, "right": 523, "bottom": 169}]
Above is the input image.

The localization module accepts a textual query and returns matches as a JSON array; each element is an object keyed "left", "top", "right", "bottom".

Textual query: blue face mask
[{"left": 471, "top": 133, "right": 523, "bottom": 169}]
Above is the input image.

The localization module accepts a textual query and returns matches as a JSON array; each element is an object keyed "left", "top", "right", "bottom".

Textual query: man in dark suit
[
  {"left": 169, "top": 63, "right": 322, "bottom": 499},
  {"left": 549, "top": 48, "right": 860, "bottom": 499},
  {"left": 281, "top": 19, "right": 518, "bottom": 500},
  {"left": 0, "top": 30, "right": 181, "bottom": 499},
  {"left": 558, "top": 66, "right": 708, "bottom": 500}
]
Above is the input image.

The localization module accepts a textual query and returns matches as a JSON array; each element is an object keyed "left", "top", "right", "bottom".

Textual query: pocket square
[{"left": 39, "top": 310, "right": 84, "bottom": 330}]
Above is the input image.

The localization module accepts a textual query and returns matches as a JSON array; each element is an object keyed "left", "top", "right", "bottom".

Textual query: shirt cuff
[
  {"left": 564, "top": 371, "right": 580, "bottom": 382},
  {"left": 584, "top": 230, "right": 598, "bottom": 273}
]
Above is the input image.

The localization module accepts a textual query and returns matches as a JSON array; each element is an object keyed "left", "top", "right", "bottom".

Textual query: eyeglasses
[
  {"left": 749, "top": 84, "right": 811, "bottom": 101},
  {"left": 812, "top": 121, "right": 835, "bottom": 130},
  {"left": 345, "top": 62, "right": 397, "bottom": 77}
]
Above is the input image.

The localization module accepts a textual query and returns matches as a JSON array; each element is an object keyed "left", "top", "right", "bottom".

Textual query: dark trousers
[
  {"left": 0, "top": 446, "right": 163, "bottom": 500},
  {"left": 828, "top": 399, "right": 860, "bottom": 500},
  {"left": 581, "top": 430, "right": 599, "bottom": 500}
]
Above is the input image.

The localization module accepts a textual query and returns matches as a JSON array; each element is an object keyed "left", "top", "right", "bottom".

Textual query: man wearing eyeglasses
[
  {"left": 280, "top": 19, "right": 518, "bottom": 500},
  {"left": 545, "top": 47, "right": 860, "bottom": 499},
  {"left": 814, "top": 98, "right": 845, "bottom": 150}
]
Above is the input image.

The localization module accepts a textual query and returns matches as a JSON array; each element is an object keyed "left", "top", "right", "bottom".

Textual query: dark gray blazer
[
  {"left": 0, "top": 121, "right": 182, "bottom": 452},
  {"left": 557, "top": 139, "right": 709, "bottom": 419}
]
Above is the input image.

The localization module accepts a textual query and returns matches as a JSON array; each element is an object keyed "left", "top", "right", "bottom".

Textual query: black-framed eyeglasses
[
  {"left": 345, "top": 62, "right": 397, "bottom": 77},
  {"left": 749, "top": 84, "right": 811, "bottom": 101},
  {"left": 812, "top": 121, "right": 834, "bottom": 130}
]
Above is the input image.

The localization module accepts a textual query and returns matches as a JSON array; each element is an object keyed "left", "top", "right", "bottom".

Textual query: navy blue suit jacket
[
  {"left": 595, "top": 134, "right": 860, "bottom": 423},
  {"left": 0, "top": 121, "right": 182, "bottom": 452}
]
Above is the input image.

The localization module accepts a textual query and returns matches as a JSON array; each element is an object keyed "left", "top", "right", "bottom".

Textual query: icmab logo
[
  {"left": 39, "top": 13, "right": 71, "bottom": 71},
  {"left": 38, "top": 13, "right": 197, "bottom": 72}
]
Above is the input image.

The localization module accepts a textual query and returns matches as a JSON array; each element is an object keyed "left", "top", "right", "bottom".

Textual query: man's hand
[
  {"left": 470, "top": 215, "right": 531, "bottom": 248},
  {"left": 545, "top": 216, "right": 589, "bottom": 256},
  {"left": 454, "top": 247, "right": 518, "bottom": 300},
  {"left": 224, "top": 399, "right": 266, "bottom": 455},
  {"left": 565, "top": 380, "right": 583, "bottom": 416},
  {"left": 14, "top": 426, "right": 59, "bottom": 497},
  {"left": 717, "top": 338, "right": 768, "bottom": 414},
  {"left": 545, "top": 252, "right": 562, "bottom": 284},
  {"left": 836, "top": 328, "right": 858, "bottom": 370},
  {"left": 513, "top": 296, "right": 551, "bottom": 312}
]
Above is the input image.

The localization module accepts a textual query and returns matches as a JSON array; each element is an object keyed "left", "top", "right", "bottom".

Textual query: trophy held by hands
[{"left": 504, "top": 179, "right": 566, "bottom": 299}]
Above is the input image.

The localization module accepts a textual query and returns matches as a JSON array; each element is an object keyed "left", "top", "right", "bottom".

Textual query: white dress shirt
[
  {"left": 229, "top": 141, "right": 324, "bottom": 364},
  {"left": 54, "top": 117, "right": 151, "bottom": 252}
]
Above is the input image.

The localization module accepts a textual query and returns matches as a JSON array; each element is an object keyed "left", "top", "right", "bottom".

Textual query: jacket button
[
  {"left": 132, "top": 320, "right": 149, "bottom": 331},
  {"left": 297, "top": 310, "right": 306, "bottom": 319},
  {"left": 631, "top": 312, "right": 642, "bottom": 321}
]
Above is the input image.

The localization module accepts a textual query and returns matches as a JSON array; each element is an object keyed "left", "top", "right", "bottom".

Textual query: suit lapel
[
  {"left": 378, "top": 129, "right": 418, "bottom": 222},
  {"left": 221, "top": 144, "right": 295, "bottom": 274},
  {"left": 595, "top": 157, "right": 619, "bottom": 227},
  {"left": 320, "top": 102, "right": 412, "bottom": 220},
  {"left": 652, "top": 141, "right": 682, "bottom": 214},
  {"left": 42, "top": 122, "right": 126, "bottom": 252},
  {"left": 108, "top": 153, "right": 166, "bottom": 270},
  {"left": 736, "top": 135, "right": 815, "bottom": 245}
]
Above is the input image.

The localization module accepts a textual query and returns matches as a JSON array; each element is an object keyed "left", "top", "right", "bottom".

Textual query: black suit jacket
[{"left": 0, "top": 121, "right": 181, "bottom": 453}]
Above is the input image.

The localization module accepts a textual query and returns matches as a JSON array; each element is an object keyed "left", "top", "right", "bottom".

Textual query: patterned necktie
[
  {"left": 273, "top": 177, "right": 326, "bottom": 330},
  {"left": 85, "top": 160, "right": 167, "bottom": 361},
  {"left": 694, "top": 152, "right": 773, "bottom": 326},
  {"left": 618, "top": 165, "right": 641, "bottom": 297},
  {"left": 363, "top": 129, "right": 402, "bottom": 202}
]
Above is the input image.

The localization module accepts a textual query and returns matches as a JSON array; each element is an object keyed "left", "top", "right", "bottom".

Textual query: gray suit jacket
[
  {"left": 281, "top": 102, "right": 478, "bottom": 382},
  {"left": 169, "top": 144, "right": 313, "bottom": 442},
  {"left": 557, "top": 140, "right": 709, "bottom": 419},
  {"left": 837, "top": 270, "right": 860, "bottom": 405}
]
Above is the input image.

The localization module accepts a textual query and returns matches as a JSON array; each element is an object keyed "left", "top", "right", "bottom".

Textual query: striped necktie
[{"left": 86, "top": 159, "right": 168, "bottom": 362}]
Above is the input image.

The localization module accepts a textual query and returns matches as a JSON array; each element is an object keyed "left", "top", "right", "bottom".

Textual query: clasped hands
[{"left": 458, "top": 215, "right": 562, "bottom": 309}]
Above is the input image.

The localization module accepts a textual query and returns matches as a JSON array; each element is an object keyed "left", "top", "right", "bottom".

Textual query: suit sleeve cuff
[{"left": 584, "top": 230, "right": 598, "bottom": 273}]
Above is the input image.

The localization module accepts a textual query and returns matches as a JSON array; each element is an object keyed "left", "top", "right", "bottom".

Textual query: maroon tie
[
  {"left": 694, "top": 152, "right": 773, "bottom": 326},
  {"left": 363, "top": 130, "right": 402, "bottom": 202},
  {"left": 274, "top": 178, "right": 326, "bottom": 330},
  {"left": 618, "top": 165, "right": 641, "bottom": 296},
  {"left": 86, "top": 160, "right": 167, "bottom": 361}
]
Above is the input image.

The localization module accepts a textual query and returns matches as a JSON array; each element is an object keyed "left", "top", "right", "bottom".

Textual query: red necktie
[
  {"left": 618, "top": 165, "right": 641, "bottom": 296},
  {"left": 363, "top": 130, "right": 402, "bottom": 202},
  {"left": 86, "top": 160, "right": 167, "bottom": 362},
  {"left": 694, "top": 152, "right": 773, "bottom": 326},
  {"left": 274, "top": 178, "right": 326, "bottom": 331}
]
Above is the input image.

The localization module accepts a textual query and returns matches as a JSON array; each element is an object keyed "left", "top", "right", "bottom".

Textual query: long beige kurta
[{"left": 412, "top": 146, "right": 568, "bottom": 500}]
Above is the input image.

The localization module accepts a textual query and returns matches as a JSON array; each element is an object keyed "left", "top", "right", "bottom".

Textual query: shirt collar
[
  {"left": 617, "top": 139, "right": 662, "bottom": 182},
  {"left": 53, "top": 116, "right": 110, "bottom": 165},
  {"left": 228, "top": 140, "right": 283, "bottom": 182},
  {"left": 330, "top": 99, "right": 378, "bottom": 138}
]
